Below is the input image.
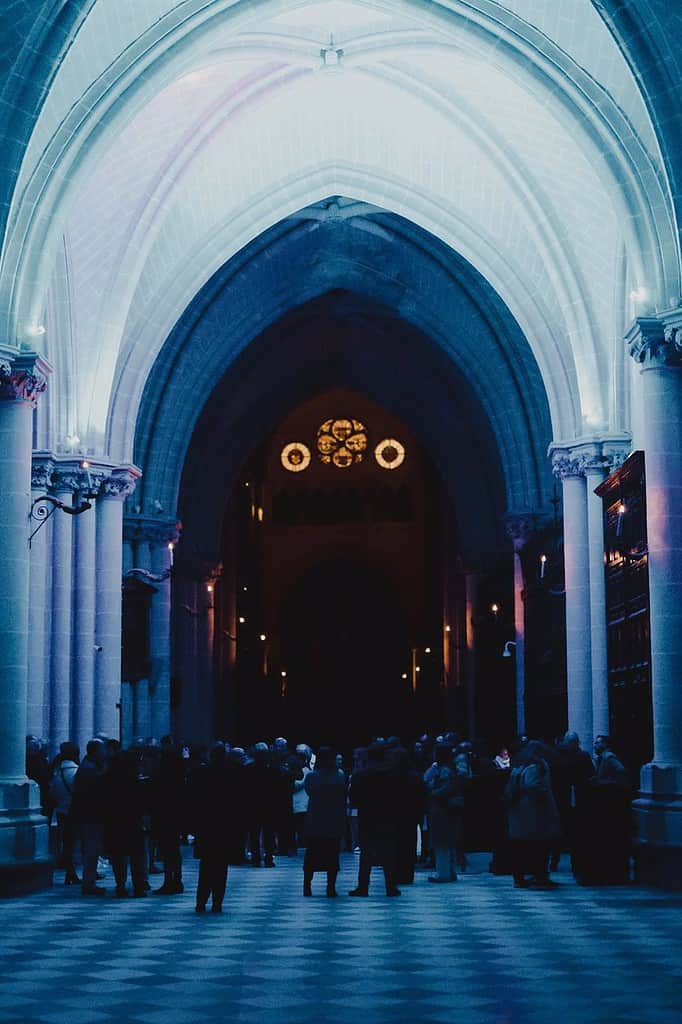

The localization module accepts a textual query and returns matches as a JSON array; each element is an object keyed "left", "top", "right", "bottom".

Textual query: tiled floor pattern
[{"left": 1, "top": 852, "right": 681, "bottom": 1024}]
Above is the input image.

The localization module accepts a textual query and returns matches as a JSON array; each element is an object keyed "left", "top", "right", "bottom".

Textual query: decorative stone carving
[
  {"left": 550, "top": 451, "right": 587, "bottom": 480},
  {"left": 124, "top": 514, "right": 182, "bottom": 547},
  {"left": 31, "top": 459, "right": 54, "bottom": 491},
  {"left": 549, "top": 436, "right": 631, "bottom": 480},
  {"left": 627, "top": 308, "right": 682, "bottom": 368},
  {"left": 50, "top": 466, "right": 82, "bottom": 494},
  {"left": 100, "top": 469, "right": 139, "bottom": 501},
  {"left": 505, "top": 512, "right": 544, "bottom": 552},
  {"left": 0, "top": 354, "right": 50, "bottom": 404}
]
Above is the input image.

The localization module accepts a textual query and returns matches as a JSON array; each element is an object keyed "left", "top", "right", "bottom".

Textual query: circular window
[
  {"left": 317, "top": 418, "right": 367, "bottom": 467},
  {"left": 375, "top": 438, "right": 405, "bottom": 470},
  {"left": 281, "top": 442, "right": 312, "bottom": 472}
]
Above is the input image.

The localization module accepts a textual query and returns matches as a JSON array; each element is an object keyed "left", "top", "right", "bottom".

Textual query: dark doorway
[{"left": 279, "top": 560, "right": 411, "bottom": 751}]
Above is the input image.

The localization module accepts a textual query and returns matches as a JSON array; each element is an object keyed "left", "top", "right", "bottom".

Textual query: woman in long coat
[
  {"left": 302, "top": 747, "right": 347, "bottom": 897},
  {"left": 425, "top": 743, "right": 462, "bottom": 883},
  {"left": 506, "top": 740, "right": 560, "bottom": 889}
]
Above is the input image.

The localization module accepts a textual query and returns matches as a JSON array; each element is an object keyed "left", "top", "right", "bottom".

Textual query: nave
[{"left": 1, "top": 852, "right": 680, "bottom": 1024}]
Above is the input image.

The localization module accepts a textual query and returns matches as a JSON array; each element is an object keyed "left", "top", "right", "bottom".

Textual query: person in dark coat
[
  {"left": 193, "top": 743, "right": 244, "bottom": 913},
  {"left": 548, "top": 731, "right": 595, "bottom": 873},
  {"left": 425, "top": 743, "right": 463, "bottom": 883},
  {"left": 348, "top": 744, "right": 401, "bottom": 897},
  {"left": 151, "top": 743, "right": 186, "bottom": 894},
  {"left": 506, "top": 740, "right": 561, "bottom": 889},
  {"left": 70, "top": 738, "right": 107, "bottom": 895},
  {"left": 302, "top": 747, "right": 346, "bottom": 897},
  {"left": 245, "top": 743, "right": 279, "bottom": 866},
  {"left": 579, "top": 735, "right": 631, "bottom": 885},
  {"left": 391, "top": 747, "right": 427, "bottom": 885},
  {"left": 104, "top": 747, "right": 149, "bottom": 897}
]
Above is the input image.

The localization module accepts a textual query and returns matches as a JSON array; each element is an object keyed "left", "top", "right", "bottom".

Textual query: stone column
[
  {"left": 583, "top": 442, "right": 630, "bottom": 739},
  {"left": 463, "top": 571, "right": 477, "bottom": 741},
  {"left": 26, "top": 457, "right": 53, "bottom": 738},
  {"left": 551, "top": 449, "right": 593, "bottom": 750},
  {"left": 627, "top": 311, "right": 682, "bottom": 885},
  {"left": 94, "top": 468, "right": 139, "bottom": 739},
  {"left": 49, "top": 466, "right": 79, "bottom": 750},
  {"left": 72, "top": 464, "right": 102, "bottom": 754},
  {"left": 505, "top": 514, "right": 540, "bottom": 738},
  {"left": 0, "top": 353, "right": 51, "bottom": 894},
  {"left": 150, "top": 529, "right": 177, "bottom": 740}
]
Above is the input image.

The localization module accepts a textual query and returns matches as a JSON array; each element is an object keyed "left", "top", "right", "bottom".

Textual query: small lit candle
[
  {"left": 260, "top": 633, "right": 267, "bottom": 641},
  {"left": 425, "top": 646, "right": 431, "bottom": 654},
  {"left": 540, "top": 554, "right": 547, "bottom": 579},
  {"left": 239, "top": 616, "right": 246, "bottom": 624},
  {"left": 168, "top": 542, "right": 174, "bottom": 567},
  {"left": 491, "top": 603, "right": 499, "bottom": 620},
  {"left": 81, "top": 460, "right": 92, "bottom": 495}
]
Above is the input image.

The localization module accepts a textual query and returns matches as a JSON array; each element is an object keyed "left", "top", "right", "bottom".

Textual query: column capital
[
  {"left": 100, "top": 466, "right": 141, "bottom": 501},
  {"left": 505, "top": 512, "right": 546, "bottom": 551},
  {"left": 0, "top": 352, "right": 51, "bottom": 405},
  {"left": 124, "top": 514, "right": 182, "bottom": 547},
  {"left": 30, "top": 455, "right": 54, "bottom": 492},
  {"left": 549, "top": 435, "right": 631, "bottom": 480},
  {"left": 626, "top": 306, "right": 682, "bottom": 368}
]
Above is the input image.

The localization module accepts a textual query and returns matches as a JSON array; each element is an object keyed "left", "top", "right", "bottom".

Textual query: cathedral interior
[{"left": 0, "top": 1, "right": 681, "bottom": 1021}]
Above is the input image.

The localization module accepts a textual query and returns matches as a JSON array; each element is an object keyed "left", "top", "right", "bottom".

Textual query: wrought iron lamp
[{"left": 29, "top": 461, "right": 98, "bottom": 546}]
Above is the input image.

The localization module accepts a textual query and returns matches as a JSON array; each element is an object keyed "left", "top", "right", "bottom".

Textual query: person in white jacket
[{"left": 292, "top": 744, "right": 312, "bottom": 849}]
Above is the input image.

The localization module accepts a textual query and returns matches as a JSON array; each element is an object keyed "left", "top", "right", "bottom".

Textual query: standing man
[
  {"left": 348, "top": 744, "right": 401, "bottom": 897},
  {"left": 70, "top": 738, "right": 107, "bottom": 895}
]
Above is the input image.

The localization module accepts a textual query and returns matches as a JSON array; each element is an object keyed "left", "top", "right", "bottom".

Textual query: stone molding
[
  {"left": 626, "top": 306, "right": 682, "bottom": 368},
  {"left": 124, "top": 514, "right": 182, "bottom": 547},
  {"left": 549, "top": 435, "right": 632, "bottom": 480},
  {"left": 31, "top": 452, "right": 141, "bottom": 499},
  {"left": 0, "top": 352, "right": 50, "bottom": 405}
]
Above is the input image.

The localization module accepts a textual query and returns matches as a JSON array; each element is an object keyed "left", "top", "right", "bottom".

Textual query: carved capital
[
  {"left": 0, "top": 353, "right": 51, "bottom": 405},
  {"left": 505, "top": 513, "right": 544, "bottom": 552},
  {"left": 124, "top": 514, "right": 182, "bottom": 546},
  {"left": 31, "top": 457, "right": 54, "bottom": 491},
  {"left": 549, "top": 435, "right": 631, "bottom": 481},
  {"left": 550, "top": 451, "right": 587, "bottom": 480},
  {"left": 51, "top": 466, "right": 82, "bottom": 494},
  {"left": 627, "top": 308, "right": 682, "bottom": 368},
  {"left": 100, "top": 468, "right": 139, "bottom": 501}
]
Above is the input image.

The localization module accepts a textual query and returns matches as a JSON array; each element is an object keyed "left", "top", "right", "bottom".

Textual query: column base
[
  {"left": 0, "top": 780, "right": 53, "bottom": 897},
  {"left": 632, "top": 763, "right": 682, "bottom": 890}
]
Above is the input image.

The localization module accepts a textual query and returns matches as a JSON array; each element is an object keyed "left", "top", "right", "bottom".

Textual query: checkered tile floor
[{"left": 1, "top": 852, "right": 681, "bottom": 1024}]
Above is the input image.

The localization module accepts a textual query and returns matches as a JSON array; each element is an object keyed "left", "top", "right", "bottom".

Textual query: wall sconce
[
  {"left": 502, "top": 640, "right": 517, "bottom": 659},
  {"left": 29, "top": 460, "right": 99, "bottom": 547}
]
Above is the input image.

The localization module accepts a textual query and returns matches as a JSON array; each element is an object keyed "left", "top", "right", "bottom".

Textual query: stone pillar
[
  {"left": 583, "top": 443, "right": 630, "bottom": 739},
  {"left": 463, "top": 571, "right": 477, "bottom": 741},
  {"left": 49, "top": 466, "right": 78, "bottom": 751},
  {"left": 150, "top": 535, "right": 175, "bottom": 740},
  {"left": 72, "top": 464, "right": 101, "bottom": 754},
  {"left": 26, "top": 457, "right": 53, "bottom": 739},
  {"left": 94, "top": 468, "right": 139, "bottom": 739},
  {"left": 505, "top": 514, "right": 541, "bottom": 738},
  {"left": 627, "top": 311, "right": 682, "bottom": 886},
  {"left": 0, "top": 353, "right": 51, "bottom": 894},
  {"left": 551, "top": 449, "right": 593, "bottom": 750}
]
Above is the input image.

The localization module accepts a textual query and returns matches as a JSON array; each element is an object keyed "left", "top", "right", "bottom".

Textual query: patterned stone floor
[{"left": 1, "top": 851, "right": 681, "bottom": 1024}]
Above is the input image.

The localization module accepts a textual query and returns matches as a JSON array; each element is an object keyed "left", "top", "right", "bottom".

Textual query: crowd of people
[{"left": 25, "top": 728, "right": 633, "bottom": 911}]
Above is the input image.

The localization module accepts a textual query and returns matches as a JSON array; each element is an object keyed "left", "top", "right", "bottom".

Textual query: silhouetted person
[
  {"left": 391, "top": 747, "right": 427, "bottom": 885},
  {"left": 70, "top": 738, "right": 107, "bottom": 895},
  {"left": 348, "top": 744, "right": 401, "bottom": 897},
  {"left": 105, "top": 747, "right": 149, "bottom": 897},
  {"left": 245, "top": 743, "right": 279, "bottom": 866},
  {"left": 194, "top": 743, "right": 243, "bottom": 913},
  {"left": 506, "top": 739, "right": 560, "bottom": 889},
  {"left": 26, "top": 736, "right": 51, "bottom": 817},
  {"left": 580, "top": 735, "right": 631, "bottom": 885},
  {"left": 425, "top": 743, "right": 462, "bottom": 883},
  {"left": 50, "top": 742, "right": 80, "bottom": 884},
  {"left": 548, "top": 731, "right": 594, "bottom": 873},
  {"left": 152, "top": 743, "right": 186, "bottom": 894},
  {"left": 302, "top": 747, "right": 346, "bottom": 897}
]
